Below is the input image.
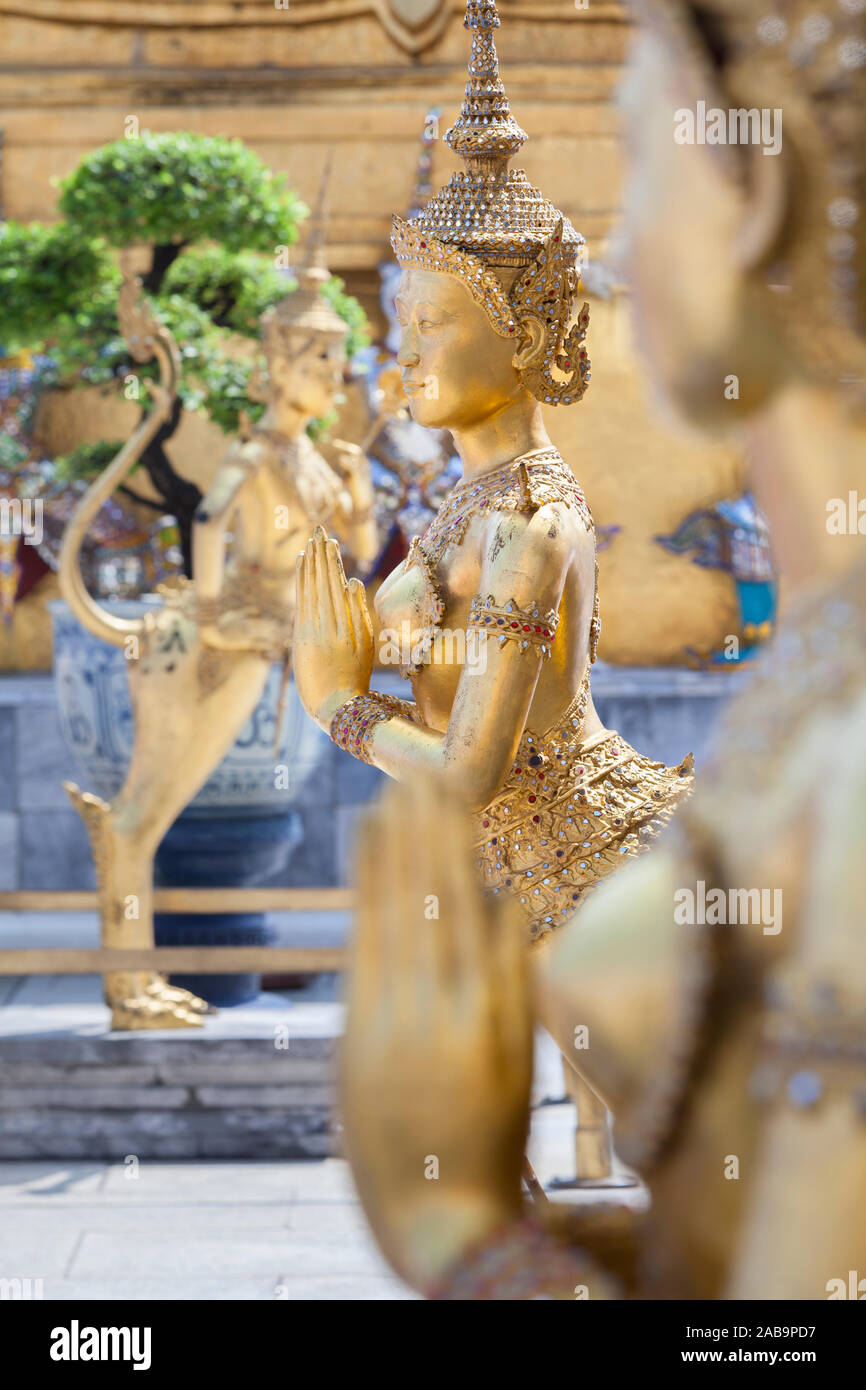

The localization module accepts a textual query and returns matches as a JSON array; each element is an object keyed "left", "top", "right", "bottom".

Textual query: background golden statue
[
  {"left": 2, "top": 0, "right": 770, "bottom": 674},
  {"left": 59, "top": 234, "right": 376, "bottom": 1030}
]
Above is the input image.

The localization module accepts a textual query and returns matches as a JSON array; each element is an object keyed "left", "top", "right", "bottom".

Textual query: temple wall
[
  {"left": 0, "top": 0, "right": 628, "bottom": 293},
  {"left": 0, "top": 0, "right": 749, "bottom": 666}
]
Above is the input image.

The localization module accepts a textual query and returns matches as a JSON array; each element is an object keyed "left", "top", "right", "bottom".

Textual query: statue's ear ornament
[{"left": 510, "top": 220, "right": 592, "bottom": 407}]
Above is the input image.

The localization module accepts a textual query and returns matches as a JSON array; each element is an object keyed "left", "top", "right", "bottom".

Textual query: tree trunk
[
  {"left": 142, "top": 242, "right": 186, "bottom": 296},
  {"left": 138, "top": 394, "right": 202, "bottom": 576}
]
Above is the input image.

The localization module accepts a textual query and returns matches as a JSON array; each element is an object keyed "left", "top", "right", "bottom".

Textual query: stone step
[
  {"left": 0, "top": 979, "right": 342, "bottom": 1159},
  {"left": 0, "top": 1108, "right": 335, "bottom": 1160}
]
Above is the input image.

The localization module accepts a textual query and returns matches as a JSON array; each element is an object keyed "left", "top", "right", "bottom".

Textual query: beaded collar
[
  {"left": 416, "top": 448, "right": 593, "bottom": 570},
  {"left": 400, "top": 448, "right": 598, "bottom": 677}
]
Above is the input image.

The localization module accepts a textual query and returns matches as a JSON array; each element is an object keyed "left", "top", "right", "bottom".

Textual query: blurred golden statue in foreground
[
  {"left": 340, "top": 0, "right": 866, "bottom": 1297},
  {"left": 59, "top": 225, "right": 376, "bottom": 1030}
]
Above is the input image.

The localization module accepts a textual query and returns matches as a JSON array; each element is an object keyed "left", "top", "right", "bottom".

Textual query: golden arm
[{"left": 326, "top": 439, "right": 380, "bottom": 575}]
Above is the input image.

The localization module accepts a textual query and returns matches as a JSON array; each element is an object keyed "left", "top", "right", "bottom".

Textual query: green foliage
[
  {"left": 321, "top": 274, "right": 370, "bottom": 360},
  {"left": 5, "top": 131, "right": 372, "bottom": 486},
  {"left": 0, "top": 431, "right": 29, "bottom": 474},
  {"left": 45, "top": 292, "right": 214, "bottom": 403},
  {"left": 58, "top": 132, "right": 306, "bottom": 255},
  {"left": 163, "top": 248, "right": 371, "bottom": 358},
  {"left": 162, "top": 246, "right": 293, "bottom": 336},
  {"left": 307, "top": 409, "right": 340, "bottom": 443},
  {"left": 0, "top": 222, "right": 116, "bottom": 354},
  {"left": 50, "top": 440, "right": 128, "bottom": 487},
  {"left": 196, "top": 352, "right": 263, "bottom": 435}
]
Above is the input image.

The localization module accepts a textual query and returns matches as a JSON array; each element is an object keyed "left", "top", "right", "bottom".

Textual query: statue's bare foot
[
  {"left": 110, "top": 994, "right": 204, "bottom": 1031},
  {"left": 146, "top": 975, "right": 215, "bottom": 1015}
]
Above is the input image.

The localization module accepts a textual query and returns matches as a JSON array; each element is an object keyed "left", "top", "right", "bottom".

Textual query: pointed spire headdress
[
  {"left": 265, "top": 154, "right": 346, "bottom": 342},
  {"left": 391, "top": 1, "right": 590, "bottom": 405},
  {"left": 406, "top": 107, "right": 442, "bottom": 223}
]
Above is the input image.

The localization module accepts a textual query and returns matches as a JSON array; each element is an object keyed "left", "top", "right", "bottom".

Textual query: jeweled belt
[{"left": 476, "top": 673, "right": 626, "bottom": 835}]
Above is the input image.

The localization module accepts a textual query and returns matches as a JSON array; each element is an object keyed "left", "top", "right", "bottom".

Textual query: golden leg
[
  {"left": 565, "top": 1061, "right": 613, "bottom": 1180},
  {"left": 64, "top": 782, "right": 205, "bottom": 1030},
  {"left": 552, "top": 1058, "right": 639, "bottom": 1190}
]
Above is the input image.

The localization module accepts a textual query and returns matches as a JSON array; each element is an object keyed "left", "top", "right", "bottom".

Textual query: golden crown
[{"left": 391, "top": 0, "right": 591, "bottom": 406}]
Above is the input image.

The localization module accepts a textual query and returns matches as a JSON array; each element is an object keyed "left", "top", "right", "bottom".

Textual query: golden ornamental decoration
[
  {"left": 510, "top": 223, "right": 591, "bottom": 405},
  {"left": 390, "top": 0, "right": 591, "bottom": 406}
]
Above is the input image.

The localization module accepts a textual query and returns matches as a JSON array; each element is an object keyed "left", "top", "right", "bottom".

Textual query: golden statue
[
  {"left": 337, "top": 0, "right": 866, "bottom": 1298},
  {"left": 59, "top": 228, "right": 377, "bottom": 1030},
  {"left": 293, "top": 0, "right": 693, "bottom": 950},
  {"left": 293, "top": 0, "right": 693, "bottom": 1187}
]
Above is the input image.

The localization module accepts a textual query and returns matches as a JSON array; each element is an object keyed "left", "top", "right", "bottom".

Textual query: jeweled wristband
[{"left": 329, "top": 691, "right": 419, "bottom": 765}]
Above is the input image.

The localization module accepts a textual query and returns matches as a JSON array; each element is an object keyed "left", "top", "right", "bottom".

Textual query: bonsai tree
[
  {"left": 0, "top": 132, "right": 369, "bottom": 573},
  {"left": 0, "top": 221, "right": 115, "bottom": 353}
]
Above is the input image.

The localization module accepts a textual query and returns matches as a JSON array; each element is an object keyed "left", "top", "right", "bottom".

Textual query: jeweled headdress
[{"left": 391, "top": 0, "right": 591, "bottom": 406}]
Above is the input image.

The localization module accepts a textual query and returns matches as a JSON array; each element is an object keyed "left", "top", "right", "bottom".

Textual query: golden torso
[
  {"left": 374, "top": 452, "right": 603, "bottom": 741},
  {"left": 686, "top": 568, "right": 866, "bottom": 1297},
  {"left": 371, "top": 449, "right": 694, "bottom": 941},
  {"left": 166, "top": 429, "right": 354, "bottom": 669},
  {"left": 227, "top": 431, "right": 348, "bottom": 604},
  {"left": 662, "top": 677, "right": 866, "bottom": 1298},
  {"left": 560, "top": 561, "right": 866, "bottom": 1298}
]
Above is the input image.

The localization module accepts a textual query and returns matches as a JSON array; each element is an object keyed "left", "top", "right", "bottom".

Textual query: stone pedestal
[{"left": 0, "top": 983, "right": 339, "bottom": 1160}]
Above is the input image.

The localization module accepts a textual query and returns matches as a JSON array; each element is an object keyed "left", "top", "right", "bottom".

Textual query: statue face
[
  {"left": 620, "top": 32, "right": 748, "bottom": 428},
  {"left": 394, "top": 268, "right": 523, "bottom": 430},
  {"left": 269, "top": 334, "right": 346, "bottom": 419}
]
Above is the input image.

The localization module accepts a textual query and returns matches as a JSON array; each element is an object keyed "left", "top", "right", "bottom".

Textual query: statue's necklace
[
  {"left": 399, "top": 448, "right": 594, "bottom": 679},
  {"left": 246, "top": 425, "right": 302, "bottom": 476},
  {"left": 418, "top": 448, "right": 591, "bottom": 570}
]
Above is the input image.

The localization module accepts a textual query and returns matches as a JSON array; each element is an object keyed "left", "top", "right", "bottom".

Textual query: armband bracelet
[
  {"left": 329, "top": 691, "right": 419, "bottom": 765},
  {"left": 467, "top": 596, "right": 559, "bottom": 658},
  {"left": 196, "top": 595, "right": 223, "bottom": 626}
]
